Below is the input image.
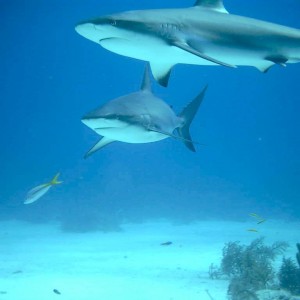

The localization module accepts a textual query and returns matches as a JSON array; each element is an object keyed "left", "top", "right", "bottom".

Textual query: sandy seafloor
[{"left": 0, "top": 219, "right": 298, "bottom": 300}]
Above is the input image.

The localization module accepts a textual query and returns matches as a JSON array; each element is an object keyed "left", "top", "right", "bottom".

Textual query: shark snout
[
  {"left": 75, "top": 22, "right": 98, "bottom": 40},
  {"left": 81, "top": 115, "right": 127, "bottom": 131},
  {"left": 75, "top": 19, "right": 118, "bottom": 43},
  {"left": 81, "top": 115, "right": 106, "bottom": 125},
  {"left": 81, "top": 117, "right": 95, "bottom": 129},
  {"left": 81, "top": 117, "right": 110, "bottom": 131}
]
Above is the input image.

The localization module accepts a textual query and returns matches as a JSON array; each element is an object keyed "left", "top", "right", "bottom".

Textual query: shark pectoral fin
[
  {"left": 149, "top": 61, "right": 174, "bottom": 87},
  {"left": 84, "top": 137, "right": 115, "bottom": 159},
  {"left": 172, "top": 40, "right": 236, "bottom": 68},
  {"left": 194, "top": 0, "right": 228, "bottom": 14}
]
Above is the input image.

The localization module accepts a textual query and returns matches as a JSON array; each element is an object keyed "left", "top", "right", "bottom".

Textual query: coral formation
[
  {"left": 256, "top": 289, "right": 297, "bottom": 300},
  {"left": 279, "top": 243, "right": 300, "bottom": 295},
  {"left": 215, "top": 237, "right": 288, "bottom": 300}
]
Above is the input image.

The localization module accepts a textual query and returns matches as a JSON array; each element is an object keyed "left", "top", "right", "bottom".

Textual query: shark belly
[
  {"left": 99, "top": 36, "right": 215, "bottom": 65},
  {"left": 99, "top": 35, "right": 281, "bottom": 70},
  {"left": 95, "top": 125, "right": 170, "bottom": 144}
]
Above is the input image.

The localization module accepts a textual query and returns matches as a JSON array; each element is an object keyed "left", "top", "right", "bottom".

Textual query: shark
[
  {"left": 81, "top": 66, "right": 207, "bottom": 158},
  {"left": 75, "top": 0, "right": 300, "bottom": 86}
]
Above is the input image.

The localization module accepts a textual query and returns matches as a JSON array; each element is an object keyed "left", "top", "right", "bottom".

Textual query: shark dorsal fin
[
  {"left": 141, "top": 64, "right": 152, "bottom": 92},
  {"left": 194, "top": 0, "right": 228, "bottom": 13}
]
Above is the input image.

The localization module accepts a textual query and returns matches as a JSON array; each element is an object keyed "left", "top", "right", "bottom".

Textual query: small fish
[
  {"left": 257, "top": 219, "right": 266, "bottom": 225},
  {"left": 249, "top": 213, "right": 266, "bottom": 224},
  {"left": 53, "top": 289, "right": 61, "bottom": 295},
  {"left": 24, "top": 173, "right": 62, "bottom": 204},
  {"left": 249, "top": 213, "right": 262, "bottom": 219},
  {"left": 249, "top": 213, "right": 258, "bottom": 217},
  {"left": 160, "top": 241, "right": 173, "bottom": 246},
  {"left": 247, "top": 228, "right": 258, "bottom": 233}
]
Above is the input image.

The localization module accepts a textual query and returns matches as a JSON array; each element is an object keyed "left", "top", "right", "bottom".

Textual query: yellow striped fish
[{"left": 24, "top": 173, "right": 62, "bottom": 204}]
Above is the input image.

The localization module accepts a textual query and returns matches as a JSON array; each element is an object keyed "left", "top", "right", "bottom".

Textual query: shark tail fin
[
  {"left": 50, "top": 173, "right": 63, "bottom": 185},
  {"left": 177, "top": 85, "right": 208, "bottom": 152}
]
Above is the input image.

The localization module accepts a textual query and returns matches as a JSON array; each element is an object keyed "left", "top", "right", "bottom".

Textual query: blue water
[{"left": 1, "top": 0, "right": 300, "bottom": 231}]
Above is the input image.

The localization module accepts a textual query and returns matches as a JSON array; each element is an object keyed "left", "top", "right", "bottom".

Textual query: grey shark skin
[
  {"left": 81, "top": 66, "right": 206, "bottom": 158},
  {"left": 75, "top": 0, "right": 300, "bottom": 86}
]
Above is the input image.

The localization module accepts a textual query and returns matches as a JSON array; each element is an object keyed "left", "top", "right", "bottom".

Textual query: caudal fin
[
  {"left": 50, "top": 173, "right": 63, "bottom": 185},
  {"left": 177, "top": 85, "right": 208, "bottom": 152}
]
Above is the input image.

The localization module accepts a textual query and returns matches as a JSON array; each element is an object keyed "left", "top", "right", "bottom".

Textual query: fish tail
[
  {"left": 177, "top": 85, "right": 207, "bottom": 152},
  {"left": 50, "top": 173, "right": 63, "bottom": 185}
]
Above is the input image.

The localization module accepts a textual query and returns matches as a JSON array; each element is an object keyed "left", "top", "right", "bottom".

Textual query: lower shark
[
  {"left": 81, "top": 66, "right": 207, "bottom": 158},
  {"left": 75, "top": 0, "right": 300, "bottom": 86}
]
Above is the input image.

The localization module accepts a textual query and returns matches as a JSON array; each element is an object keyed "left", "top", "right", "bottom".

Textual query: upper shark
[
  {"left": 75, "top": 0, "right": 300, "bottom": 86},
  {"left": 81, "top": 66, "right": 206, "bottom": 158}
]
